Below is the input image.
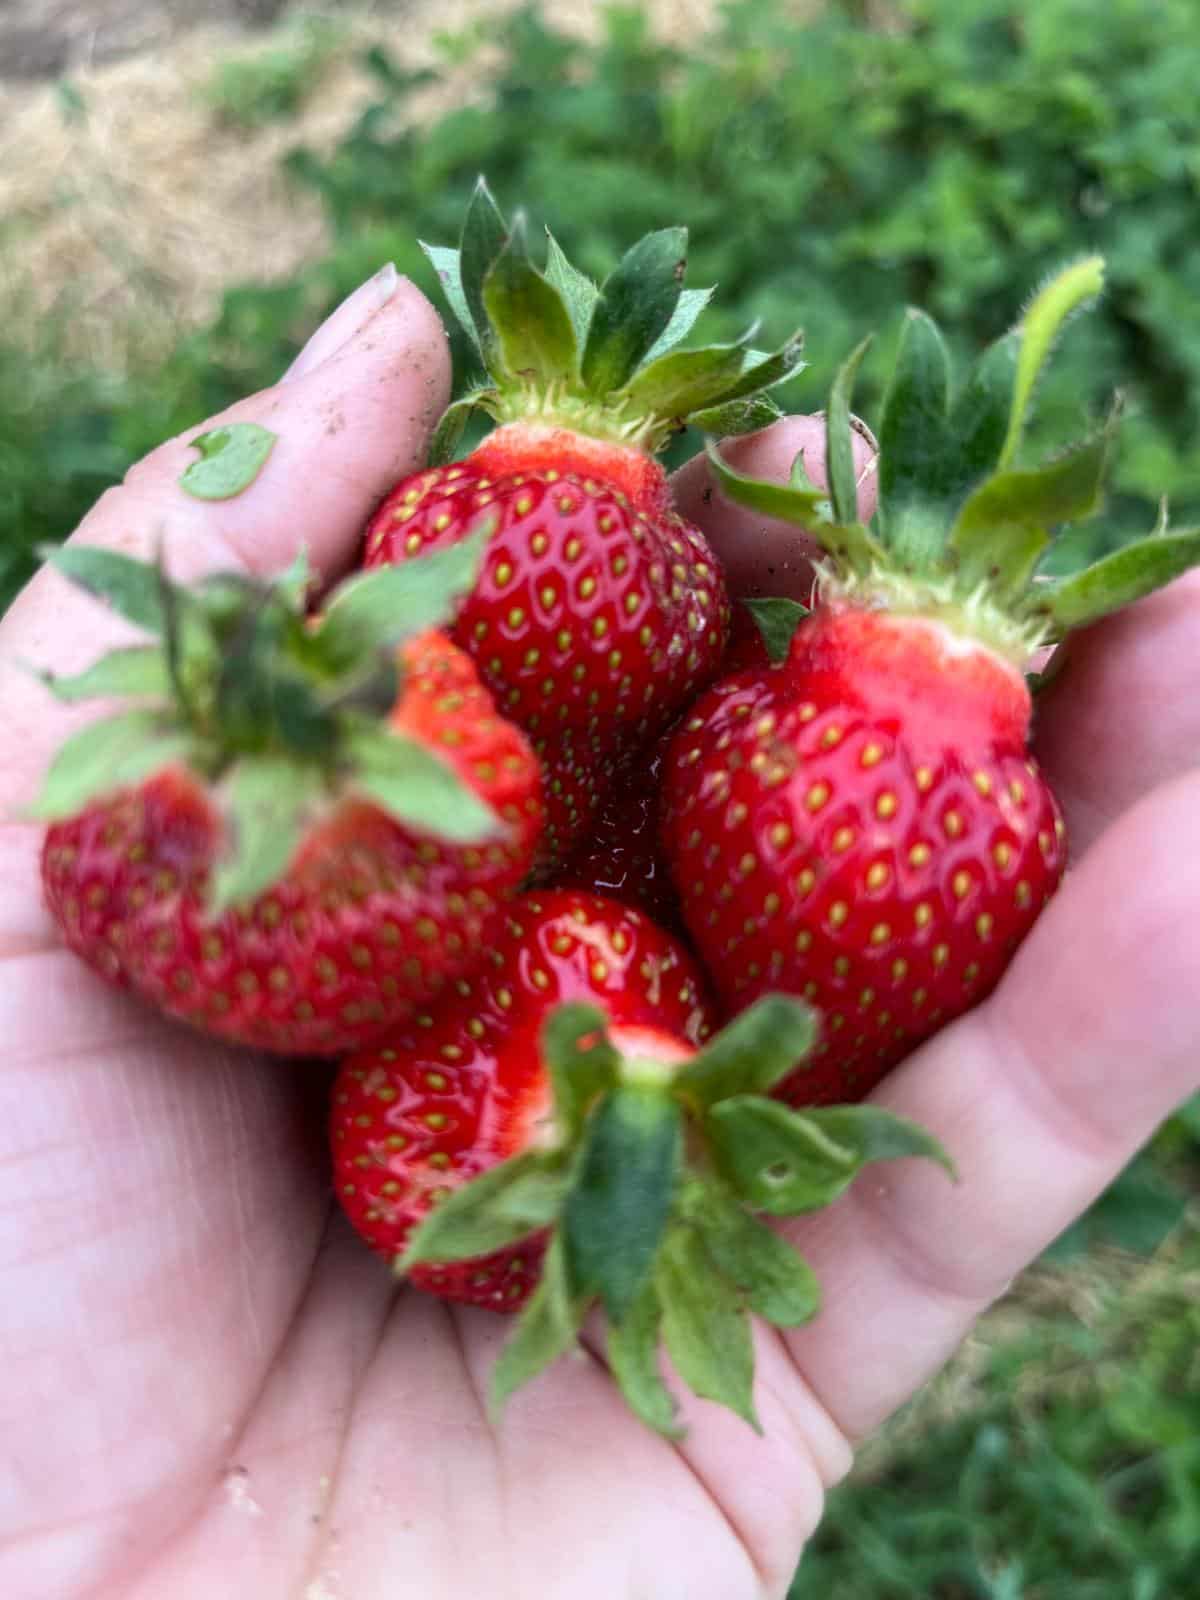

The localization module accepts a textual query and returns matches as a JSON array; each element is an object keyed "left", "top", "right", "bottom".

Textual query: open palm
[{"left": 2, "top": 278, "right": 1197, "bottom": 1600}]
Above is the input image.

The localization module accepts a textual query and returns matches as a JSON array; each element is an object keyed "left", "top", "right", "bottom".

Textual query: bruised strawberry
[
  {"left": 664, "top": 258, "right": 1200, "bottom": 1104},
  {"left": 37, "top": 536, "right": 541, "bottom": 1055},
  {"left": 363, "top": 181, "right": 807, "bottom": 863}
]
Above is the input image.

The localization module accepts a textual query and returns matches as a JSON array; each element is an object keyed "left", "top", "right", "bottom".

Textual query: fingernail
[{"left": 282, "top": 263, "right": 401, "bottom": 383}]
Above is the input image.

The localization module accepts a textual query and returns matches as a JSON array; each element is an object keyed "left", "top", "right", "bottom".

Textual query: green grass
[
  {"left": 199, "top": 14, "right": 345, "bottom": 129},
  {"left": 792, "top": 1209, "right": 1200, "bottom": 1598}
]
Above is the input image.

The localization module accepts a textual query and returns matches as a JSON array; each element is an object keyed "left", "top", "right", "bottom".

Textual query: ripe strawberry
[
  {"left": 362, "top": 181, "right": 806, "bottom": 864},
  {"left": 663, "top": 258, "right": 1200, "bottom": 1105},
  {"left": 337, "top": 891, "right": 951, "bottom": 1435},
  {"left": 554, "top": 736, "right": 683, "bottom": 932},
  {"left": 36, "top": 534, "right": 542, "bottom": 1055},
  {"left": 551, "top": 599, "right": 810, "bottom": 930},
  {"left": 331, "top": 888, "right": 715, "bottom": 1310}
]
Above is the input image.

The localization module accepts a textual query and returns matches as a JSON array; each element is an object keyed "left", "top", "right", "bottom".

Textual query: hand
[{"left": 1, "top": 275, "right": 1196, "bottom": 1600}]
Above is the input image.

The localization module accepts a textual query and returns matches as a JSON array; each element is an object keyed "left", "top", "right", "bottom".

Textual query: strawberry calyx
[
  {"left": 31, "top": 524, "right": 506, "bottom": 909},
  {"left": 708, "top": 256, "right": 1200, "bottom": 668},
  {"left": 401, "top": 994, "right": 952, "bottom": 1435},
  {"left": 423, "top": 179, "right": 807, "bottom": 466}
]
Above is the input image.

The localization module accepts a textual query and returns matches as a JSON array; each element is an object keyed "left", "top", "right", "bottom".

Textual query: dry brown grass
[{"left": 0, "top": 0, "right": 721, "bottom": 373}]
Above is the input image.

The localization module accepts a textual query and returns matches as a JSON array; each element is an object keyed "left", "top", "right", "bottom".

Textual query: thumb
[
  {"left": 0, "top": 269, "right": 451, "bottom": 812},
  {"left": 670, "top": 412, "right": 879, "bottom": 602}
]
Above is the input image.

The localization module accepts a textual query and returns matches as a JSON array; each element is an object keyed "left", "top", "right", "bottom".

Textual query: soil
[{"left": 0, "top": 0, "right": 290, "bottom": 81}]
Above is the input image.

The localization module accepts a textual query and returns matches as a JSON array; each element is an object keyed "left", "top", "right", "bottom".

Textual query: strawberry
[
  {"left": 362, "top": 181, "right": 807, "bottom": 864},
  {"left": 339, "top": 891, "right": 951, "bottom": 1435},
  {"left": 551, "top": 598, "right": 810, "bottom": 931},
  {"left": 554, "top": 737, "right": 684, "bottom": 932},
  {"left": 36, "top": 532, "right": 542, "bottom": 1055},
  {"left": 663, "top": 258, "right": 1200, "bottom": 1105},
  {"left": 331, "top": 888, "right": 715, "bottom": 1309}
]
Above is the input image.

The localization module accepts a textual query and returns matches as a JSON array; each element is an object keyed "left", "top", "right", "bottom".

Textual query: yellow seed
[
  {"left": 932, "top": 943, "right": 949, "bottom": 968},
  {"left": 859, "top": 987, "right": 875, "bottom": 1008},
  {"left": 976, "top": 912, "right": 994, "bottom": 939},
  {"left": 833, "top": 826, "right": 855, "bottom": 853},
  {"left": 806, "top": 781, "right": 830, "bottom": 811},
  {"left": 795, "top": 929, "right": 813, "bottom": 953},
  {"left": 993, "top": 841, "right": 1013, "bottom": 869},
  {"left": 494, "top": 561, "right": 513, "bottom": 586},
  {"left": 876, "top": 792, "right": 898, "bottom": 820},
  {"left": 869, "top": 922, "right": 890, "bottom": 946},
  {"left": 798, "top": 703, "right": 817, "bottom": 723},
  {"left": 1015, "top": 881, "right": 1033, "bottom": 908},
  {"left": 944, "top": 810, "right": 964, "bottom": 838},
  {"left": 973, "top": 771, "right": 992, "bottom": 796},
  {"left": 796, "top": 867, "right": 816, "bottom": 895},
  {"left": 860, "top": 742, "right": 883, "bottom": 768},
  {"left": 891, "top": 957, "right": 908, "bottom": 982},
  {"left": 908, "top": 842, "right": 931, "bottom": 868},
  {"left": 769, "top": 822, "right": 792, "bottom": 849},
  {"left": 829, "top": 901, "right": 848, "bottom": 927},
  {"left": 834, "top": 956, "right": 850, "bottom": 977},
  {"left": 866, "top": 862, "right": 889, "bottom": 890},
  {"left": 821, "top": 725, "right": 843, "bottom": 749},
  {"left": 915, "top": 766, "right": 933, "bottom": 791},
  {"left": 915, "top": 903, "right": 933, "bottom": 929},
  {"left": 952, "top": 870, "right": 972, "bottom": 899}
]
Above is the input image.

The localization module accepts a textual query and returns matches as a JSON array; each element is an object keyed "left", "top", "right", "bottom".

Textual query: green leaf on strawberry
[
  {"left": 400, "top": 989, "right": 953, "bottom": 1436},
  {"left": 32, "top": 532, "right": 509, "bottom": 902}
]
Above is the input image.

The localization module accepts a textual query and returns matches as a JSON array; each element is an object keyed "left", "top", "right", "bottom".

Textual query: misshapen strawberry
[
  {"left": 363, "top": 181, "right": 807, "bottom": 864},
  {"left": 355, "top": 893, "right": 951, "bottom": 1435},
  {"left": 37, "top": 534, "right": 542, "bottom": 1055},
  {"left": 663, "top": 258, "right": 1200, "bottom": 1105}
]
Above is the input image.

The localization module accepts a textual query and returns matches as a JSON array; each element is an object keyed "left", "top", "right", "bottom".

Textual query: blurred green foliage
[
  {"left": 5, "top": 0, "right": 1200, "bottom": 606},
  {"left": 200, "top": 15, "right": 344, "bottom": 129},
  {"left": 791, "top": 1214, "right": 1200, "bottom": 1598}
]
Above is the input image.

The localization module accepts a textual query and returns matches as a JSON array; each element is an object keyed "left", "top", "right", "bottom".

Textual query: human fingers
[
  {"left": 670, "top": 413, "right": 878, "bottom": 601},
  {"left": 777, "top": 765, "right": 1200, "bottom": 1442},
  {"left": 0, "top": 272, "right": 451, "bottom": 816},
  {"left": 1033, "top": 569, "right": 1200, "bottom": 859}
]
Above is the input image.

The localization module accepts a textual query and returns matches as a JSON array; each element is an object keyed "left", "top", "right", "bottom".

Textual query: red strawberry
[
  {"left": 331, "top": 888, "right": 716, "bottom": 1309},
  {"left": 363, "top": 182, "right": 806, "bottom": 863},
  {"left": 549, "top": 599, "right": 812, "bottom": 935},
  {"left": 664, "top": 258, "right": 1200, "bottom": 1105},
  {"left": 37, "top": 536, "right": 542, "bottom": 1055},
  {"left": 554, "top": 735, "right": 683, "bottom": 932},
  {"left": 360, "top": 894, "right": 950, "bottom": 1435},
  {"left": 661, "top": 612, "right": 1064, "bottom": 1103}
]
